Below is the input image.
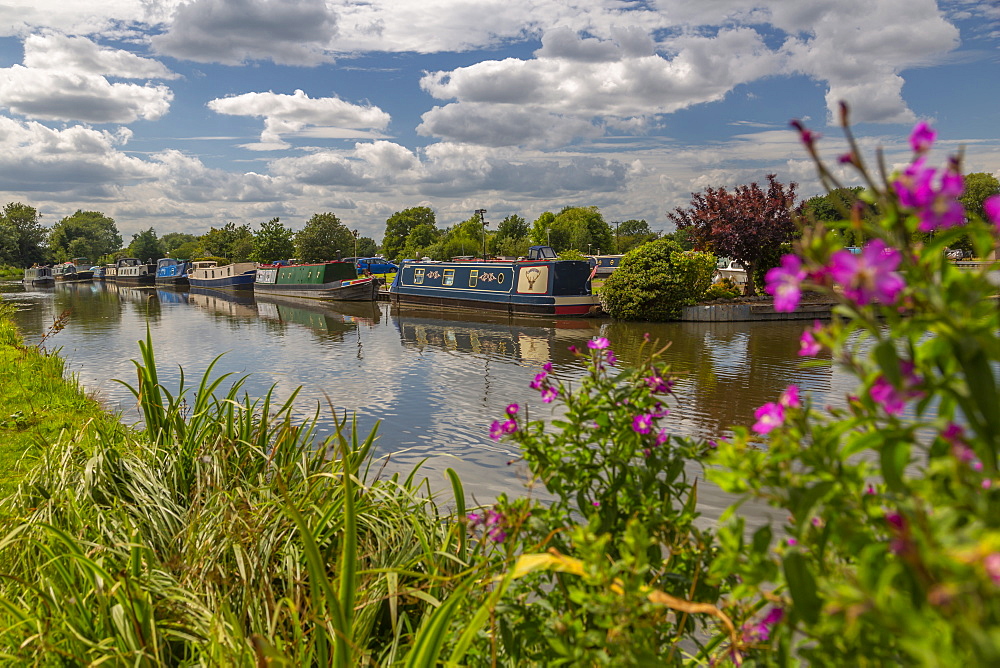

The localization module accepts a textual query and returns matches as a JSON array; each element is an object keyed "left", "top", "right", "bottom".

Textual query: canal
[{"left": 2, "top": 280, "right": 855, "bottom": 525}]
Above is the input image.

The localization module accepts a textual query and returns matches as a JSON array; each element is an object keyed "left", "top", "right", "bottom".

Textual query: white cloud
[
  {"left": 151, "top": 0, "right": 338, "bottom": 66},
  {"left": 208, "top": 89, "right": 391, "bottom": 149},
  {"left": 23, "top": 32, "right": 178, "bottom": 79}
]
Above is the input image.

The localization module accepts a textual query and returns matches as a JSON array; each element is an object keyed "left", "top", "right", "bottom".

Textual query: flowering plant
[{"left": 710, "top": 107, "right": 1000, "bottom": 664}]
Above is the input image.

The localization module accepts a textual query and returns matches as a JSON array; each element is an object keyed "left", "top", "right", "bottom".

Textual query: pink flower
[
  {"left": 529, "top": 371, "right": 546, "bottom": 390},
  {"left": 646, "top": 374, "right": 674, "bottom": 393},
  {"left": 742, "top": 606, "right": 784, "bottom": 644},
  {"left": 909, "top": 121, "right": 936, "bottom": 153},
  {"left": 985, "top": 195, "right": 1000, "bottom": 230},
  {"left": 588, "top": 337, "right": 610, "bottom": 350},
  {"left": 798, "top": 320, "right": 823, "bottom": 357},
  {"left": 605, "top": 350, "right": 617, "bottom": 366},
  {"left": 779, "top": 385, "right": 801, "bottom": 409},
  {"left": 656, "top": 428, "right": 669, "bottom": 446},
  {"left": 506, "top": 403, "right": 519, "bottom": 416},
  {"left": 791, "top": 119, "right": 819, "bottom": 148},
  {"left": 984, "top": 554, "right": 1000, "bottom": 585},
  {"left": 632, "top": 413, "right": 653, "bottom": 434},
  {"left": 893, "top": 159, "right": 965, "bottom": 232},
  {"left": 829, "top": 239, "right": 905, "bottom": 306},
  {"left": 752, "top": 402, "right": 785, "bottom": 434},
  {"left": 765, "top": 254, "right": 807, "bottom": 312},
  {"left": 540, "top": 386, "right": 559, "bottom": 403},
  {"left": 869, "top": 362, "right": 924, "bottom": 416},
  {"left": 489, "top": 418, "right": 518, "bottom": 440}
]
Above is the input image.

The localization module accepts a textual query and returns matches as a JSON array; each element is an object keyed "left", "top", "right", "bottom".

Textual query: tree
[
  {"left": 48, "top": 210, "right": 122, "bottom": 263},
  {"left": 400, "top": 223, "right": 443, "bottom": 260},
  {"left": 960, "top": 172, "right": 1000, "bottom": 223},
  {"left": 0, "top": 202, "right": 47, "bottom": 266},
  {"left": 201, "top": 222, "right": 254, "bottom": 262},
  {"left": 382, "top": 207, "right": 435, "bottom": 261},
  {"left": 802, "top": 186, "right": 873, "bottom": 247},
  {"left": 668, "top": 174, "right": 799, "bottom": 296},
  {"left": 128, "top": 228, "right": 164, "bottom": 262},
  {"left": 161, "top": 232, "right": 198, "bottom": 256},
  {"left": 549, "top": 206, "right": 614, "bottom": 254},
  {"left": 530, "top": 211, "right": 556, "bottom": 246},
  {"left": 613, "top": 219, "right": 658, "bottom": 253},
  {"left": 357, "top": 237, "right": 378, "bottom": 257},
  {"left": 251, "top": 217, "right": 295, "bottom": 263},
  {"left": 295, "top": 212, "right": 355, "bottom": 263}
]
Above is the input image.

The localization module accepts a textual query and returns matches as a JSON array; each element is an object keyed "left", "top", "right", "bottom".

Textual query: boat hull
[
  {"left": 254, "top": 261, "right": 377, "bottom": 301},
  {"left": 254, "top": 279, "right": 378, "bottom": 301},
  {"left": 188, "top": 262, "right": 257, "bottom": 290}
]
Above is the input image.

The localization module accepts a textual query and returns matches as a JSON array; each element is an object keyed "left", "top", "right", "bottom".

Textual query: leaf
[{"left": 783, "top": 551, "right": 821, "bottom": 625}]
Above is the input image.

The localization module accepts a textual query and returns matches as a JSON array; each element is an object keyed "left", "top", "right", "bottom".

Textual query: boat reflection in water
[
  {"left": 255, "top": 292, "right": 381, "bottom": 347},
  {"left": 186, "top": 286, "right": 258, "bottom": 320},
  {"left": 392, "top": 305, "right": 601, "bottom": 366}
]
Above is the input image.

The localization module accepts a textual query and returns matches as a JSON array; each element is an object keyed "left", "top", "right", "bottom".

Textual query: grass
[
  {"left": 0, "top": 310, "right": 489, "bottom": 664},
  {"left": 0, "top": 266, "right": 22, "bottom": 280}
]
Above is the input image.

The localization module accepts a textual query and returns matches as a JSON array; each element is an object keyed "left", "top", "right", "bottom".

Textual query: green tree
[
  {"left": 295, "top": 213, "right": 355, "bottom": 263},
  {"left": 960, "top": 172, "right": 1000, "bottom": 224},
  {"left": 357, "top": 237, "right": 378, "bottom": 257},
  {"left": 549, "top": 206, "right": 614, "bottom": 254},
  {"left": 613, "top": 219, "right": 657, "bottom": 253},
  {"left": 802, "top": 186, "right": 873, "bottom": 247},
  {"left": 530, "top": 211, "right": 557, "bottom": 246},
  {"left": 491, "top": 214, "right": 529, "bottom": 256},
  {"left": 382, "top": 207, "right": 435, "bottom": 261},
  {"left": 128, "top": 228, "right": 164, "bottom": 262},
  {"left": 251, "top": 217, "right": 296, "bottom": 263},
  {"left": 201, "top": 222, "right": 254, "bottom": 262},
  {"left": 172, "top": 240, "right": 207, "bottom": 260},
  {"left": 0, "top": 202, "right": 47, "bottom": 266},
  {"left": 400, "top": 223, "right": 443, "bottom": 260},
  {"left": 48, "top": 210, "right": 122, "bottom": 263},
  {"left": 160, "top": 232, "right": 198, "bottom": 256}
]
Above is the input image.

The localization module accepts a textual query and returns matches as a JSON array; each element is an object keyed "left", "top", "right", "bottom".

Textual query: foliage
[
  {"left": 400, "top": 222, "right": 442, "bottom": 260},
  {"left": 802, "top": 186, "right": 874, "bottom": 247},
  {"left": 0, "top": 202, "right": 47, "bottom": 267},
  {"left": 294, "top": 212, "right": 355, "bottom": 263},
  {"left": 127, "top": 227, "right": 164, "bottom": 261},
  {"left": 601, "top": 239, "right": 716, "bottom": 320},
  {"left": 547, "top": 206, "right": 614, "bottom": 254},
  {"left": 668, "top": 174, "right": 799, "bottom": 296},
  {"left": 48, "top": 210, "right": 122, "bottom": 263},
  {"left": 356, "top": 236, "right": 378, "bottom": 257},
  {"left": 960, "top": 172, "right": 1000, "bottom": 223},
  {"left": 661, "top": 227, "right": 695, "bottom": 250},
  {"left": 251, "top": 216, "right": 295, "bottom": 263},
  {"left": 709, "top": 111, "right": 1000, "bottom": 665},
  {"left": 383, "top": 206, "right": 435, "bottom": 261},
  {"left": 557, "top": 248, "right": 586, "bottom": 261},
  {"left": 703, "top": 279, "right": 740, "bottom": 300},
  {"left": 614, "top": 218, "right": 659, "bottom": 253},
  {"left": 529, "top": 211, "right": 556, "bottom": 246},
  {"left": 494, "top": 213, "right": 528, "bottom": 242},
  {"left": 201, "top": 222, "right": 254, "bottom": 262},
  {"left": 160, "top": 232, "right": 198, "bottom": 255}
]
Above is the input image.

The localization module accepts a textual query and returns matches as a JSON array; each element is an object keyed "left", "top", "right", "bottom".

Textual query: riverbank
[{"left": 0, "top": 303, "right": 117, "bottom": 495}]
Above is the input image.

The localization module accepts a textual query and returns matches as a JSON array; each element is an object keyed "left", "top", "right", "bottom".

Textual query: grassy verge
[{"left": 0, "top": 303, "right": 118, "bottom": 495}]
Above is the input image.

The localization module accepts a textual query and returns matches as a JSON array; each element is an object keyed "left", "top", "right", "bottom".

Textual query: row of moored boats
[{"left": 24, "top": 246, "right": 603, "bottom": 316}]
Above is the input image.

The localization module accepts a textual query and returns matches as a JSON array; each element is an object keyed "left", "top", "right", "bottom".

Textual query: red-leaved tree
[{"left": 667, "top": 174, "right": 799, "bottom": 295}]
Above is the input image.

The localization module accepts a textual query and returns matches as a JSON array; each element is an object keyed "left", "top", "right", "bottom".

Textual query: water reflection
[{"left": 1, "top": 280, "right": 840, "bottom": 522}]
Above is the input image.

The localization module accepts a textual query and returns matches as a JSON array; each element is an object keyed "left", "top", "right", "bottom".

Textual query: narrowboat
[
  {"left": 103, "top": 262, "right": 118, "bottom": 281},
  {"left": 254, "top": 260, "right": 378, "bottom": 301},
  {"left": 588, "top": 254, "right": 624, "bottom": 277},
  {"left": 388, "top": 246, "right": 601, "bottom": 317},
  {"left": 90, "top": 265, "right": 106, "bottom": 280},
  {"left": 187, "top": 260, "right": 257, "bottom": 290},
  {"left": 23, "top": 265, "right": 54, "bottom": 287},
  {"left": 115, "top": 258, "right": 156, "bottom": 285},
  {"left": 155, "top": 258, "right": 190, "bottom": 287},
  {"left": 52, "top": 258, "right": 94, "bottom": 282}
]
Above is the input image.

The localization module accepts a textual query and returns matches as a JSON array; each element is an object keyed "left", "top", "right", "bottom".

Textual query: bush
[
  {"left": 703, "top": 279, "right": 740, "bottom": 300},
  {"left": 601, "top": 239, "right": 715, "bottom": 320}
]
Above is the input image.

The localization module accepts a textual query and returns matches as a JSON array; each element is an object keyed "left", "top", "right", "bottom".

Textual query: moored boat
[
  {"left": 52, "top": 258, "right": 94, "bottom": 282},
  {"left": 187, "top": 260, "right": 257, "bottom": 290},
  {"left": 90, "top": 265, "right": 106, "bottom": 280},
  {"left": 254, "top": 260, "right": 378, "bottom": 301},
  {"left": 587, "top": 254, "right": 624, "bottom": 277},
  {"left": 155, "top": 258, "right": 191, "bottom": 287},
  {"left": 23, "top": 265, "right": 54, "bottom": 287},
  {"left": 103, "top": 262, "right": 118, "bottom": 281},
  {"left": 115, "top": 258, "right": 156, "bottom": 285},
  {"left": 388, "top": 245, "right": 601, "bottom": 317}
]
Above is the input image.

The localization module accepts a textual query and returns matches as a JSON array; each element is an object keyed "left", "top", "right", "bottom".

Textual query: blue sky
[{"left": 0, "top": 0, "right": 996, "bottom": 244}]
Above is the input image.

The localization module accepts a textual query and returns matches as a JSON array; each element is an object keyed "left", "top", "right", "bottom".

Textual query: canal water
[{"left": 2, "top": 281, "right": 856, "bottom": 525}]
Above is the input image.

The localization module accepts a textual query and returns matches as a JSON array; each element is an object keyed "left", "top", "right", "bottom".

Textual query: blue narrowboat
[
  {"left": 155, "top": 258, "right": 190, "bottom": 287},
  {"left": 588, "top": 254, "right": 624, "bottom": 277},
  {"left": 187, "top": 260, "right": 257, "bottom": 290},
  {"left": 388, "top": 246, "right": 601, "bottom": 317}
]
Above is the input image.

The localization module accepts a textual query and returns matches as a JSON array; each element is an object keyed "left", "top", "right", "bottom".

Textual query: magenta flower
[
  {"left": 529, "top": 371, "right": 546, "bottom": 390},
  {"left": 798, "top": 320, "right": 823, "bottom": 357},
  {"left": 646, "top": 374, "right": 674, "bottom": 393},
  {"left": 909, "top": 121, "right": 936, "bottom": 153},
  {"left": 765, "top": 254, "right": 807, "bottom": 312},
  {"left": 588, "top": 336, "right": 610, "bottom": 350},
  {"left": 893, "top": 158, "right": 965, "bottom": 232},
  {"left": 869, "top": 362, "right": 924, "bottom": 416},
  {"left": 984, "top": 554, "right": 1000, "bottom": 585},
  {"left": 540, "top": 386, "right": 559, "bottom": 403},
  {"left": 790, "top": 119, "right": 819, "bottom": 149},
  {"left": 829, "top": 239, "right": 905, "bottom": 306},
  {"left": 743, "top": 606, "right": 784, "bottom": 644},
  {"left": 489, "top": 418, "right": 518, "bottom": 440},
  {"left": 656, "top": 428, "right": 669, "bottom": 446},
  {"left": 752, "top": 402, "right": 785, "bottom": 435},
  {"left": 605, "top": 350, "right": 617, "bottom": 366},
  {"left": 506, "top": 403, "right": 519, "bottom": 416},
  {"left": 632, "top": 413, "right": 653, "bottom": 434},
  {"left": 779, "top": 385, "right": 801, "bottom": 409},
  {"left": 985, "top": 195, "right": 1000, "bottom": 230}
]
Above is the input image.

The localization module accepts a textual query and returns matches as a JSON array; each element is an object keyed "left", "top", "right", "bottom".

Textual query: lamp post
[
  {"left": 588, "top": 243, "right": 592, "bottom": 256},
  {"left": 475, "top": 209, "right": 488, "bottom": 260},
  {"left": 352, "top": 229, "right": 358, "bottom": 262},
  {"left": 546, "top": 227, "right": 551, "bottom": 247}
]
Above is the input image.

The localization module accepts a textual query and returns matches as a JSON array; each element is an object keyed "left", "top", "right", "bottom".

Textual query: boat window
[
  {"left": 443, "top": 269, "right": 455, "bottom": 286},
  {"left": 414, "top": 268, "right": 425, "bottom": 284},
  {"left": 469, "top": 270, "right": 478, "bottom": 287}
]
